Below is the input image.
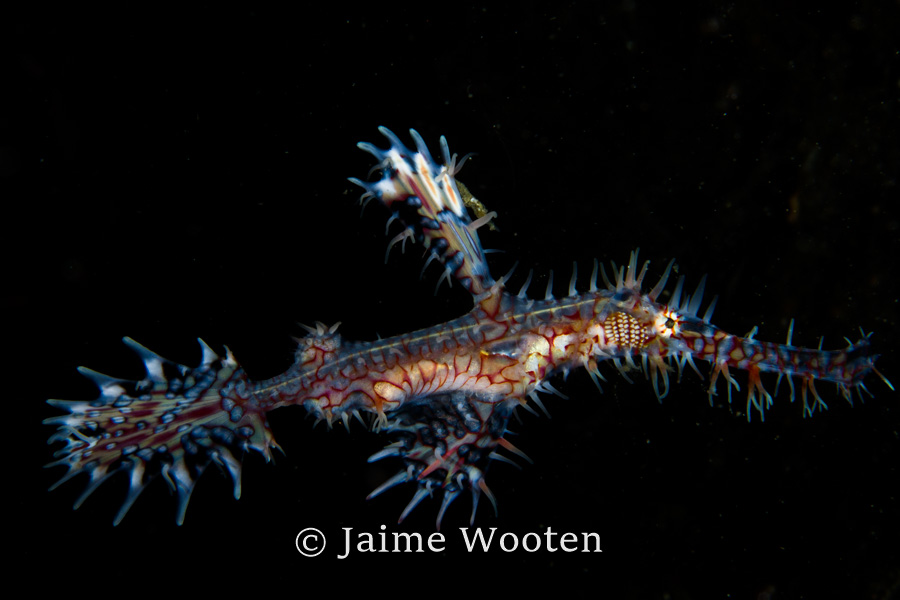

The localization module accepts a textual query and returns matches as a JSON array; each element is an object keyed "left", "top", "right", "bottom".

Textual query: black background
[{"left": 8, "top": 4, "right": 899, "bottom": 598}]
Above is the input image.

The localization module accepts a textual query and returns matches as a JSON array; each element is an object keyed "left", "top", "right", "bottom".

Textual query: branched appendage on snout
[
  {"left": 665, "top": 300, "right": 890, "bottom": 414},
  {"left": 568, "top": 251, "right": 891, "bottom": 421},
  {"left": 44, "top": 127, "right": 893, "bottom": 529}
]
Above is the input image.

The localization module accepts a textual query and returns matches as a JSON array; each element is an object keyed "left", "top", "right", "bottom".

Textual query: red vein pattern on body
[{"left": 45, "top": 127, "right": 892, "bottom": 528}]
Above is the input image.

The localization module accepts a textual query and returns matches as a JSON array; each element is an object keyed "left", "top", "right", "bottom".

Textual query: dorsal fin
[{"left": 349, "top": 127, "right": 497, "bottom": 297}]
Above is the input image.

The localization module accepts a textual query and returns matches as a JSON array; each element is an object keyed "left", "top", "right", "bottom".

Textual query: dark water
[{"left": 10, "top": 5, "right": 898, "bottom": 598}]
